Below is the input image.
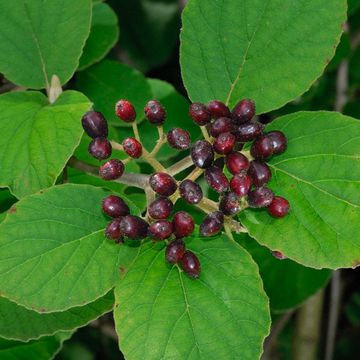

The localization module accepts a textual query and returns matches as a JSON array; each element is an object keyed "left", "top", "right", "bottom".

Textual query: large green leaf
[
  {"left": 180, "top": 0, "right": 346, "bottom": 113},
  {"left": 240, "top": 111, "right": 360, "bottom": 269},
  {"left": 0, "top": 291, "right": 113, "bottom": 342},
  {"left": 114, "top": 235, "right": 270, "bottom": 360},
  {"left": 0, "top": 91, "right": 91, "bottom": 199},
  {"left": 79, "top": 2, "right": 119, "bottom": 70},
  {"left": 0, "top": 0, "right": 91, "bottom": 89},
  {"left": 0, "top": 184, "right": 139, "bottom": 312}
]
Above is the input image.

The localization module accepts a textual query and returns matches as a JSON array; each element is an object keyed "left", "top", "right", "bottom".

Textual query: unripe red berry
[
  {"left": 148, "top": 220, "right": 173, "bottom": 240},
  {"left": 122, "top": 137, "right": 142, "bottom": 158},
  {"left": 267, "top": 196, "right": 290, "bottom": 218},
  {"left": 250, "top": 136, "right": 273, "bottom": 160},
  {"left": 191, "top": 140, "right": 214, "bottom": 169},
  {"left": 144, "top": 100, "right": 166, "bottom": 125},
  {"left": 207, "top": 100, "right": 230, "bottom": 119},
  {"left": 266, "top": 131, "right": 287, "bottom": 154},
  {"left": 231, "top": 99, "right": 256, "bottom": 124},
  {"left": 115, "top": 99, "right": 136, "bottom": 122},
  {"left": 167, "top": 128, "right": 191, "bottom": 150},
  {"left": 165, "top": 239, "right": 186, "bottom": 264},
  {"left": 180, "top": 250, "right": 201, "bottom": 278},
  {"left": 225, "top": 152, "right": 249, "bottom": 175},
  {"left": 82, "top": 111, "right": 108, "bottom": 138},
  {"left": 204, "top": 166, "right": 229, "bottom": 193},
  {"left": 173, "top": 211, "right": 194, "bottom": 238},
  {"left": 148, "top": 197, "right": 173, "bottom": 219},
  {"left": 232, "top": 122, "right": 264, "bottom": 142},
  {"left": 248, "top": 160, "right": 272, "bottom": 187},
  {"left": 105, "top": 218, "right": 123, "bottom": 241},
  {"left": 99, "top": 159, "right": 124, "bottom": 180},
  {"left": 120, "top": 215, "right": 149, "bottom": 239},
  {"left": 219, "top": 192, "right": 240, "bottom": 216},
  {"left": 209, "top": 117, "right": 233, "bottom": 138},
  {"left": 102, "top": 195, "right": 130, "bottom": 218},
  {"left": 248, "top": 187, "right": 274, "bottom": 208},
  {"left": 213, "top": 132, "right": 236, "bottom": 155},
  {"left": 88, "top": 137, "right": 112, "bottom": 160},
  {"left": 149, "top": 172, "right": 177, "bottom": 197},
  {"left": 179, "top": 179, "right": 203, "bottom": 204},
  {"left": 200, "top": 211, "right": 224, "bottom": 237},
  {"left": 189, "top": 102, "right": 211, "bottom": 125},
  {"left": 230, "top": 174, "right": 252, "bottom": 197}
]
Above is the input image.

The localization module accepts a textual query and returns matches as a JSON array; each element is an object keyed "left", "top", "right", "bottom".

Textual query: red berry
[
  {"left": 122, "top": 137, "right": 142, "bottom": 158},
  {"left": 248, "top": 160, "right": 272, "bottom": 187},
  {"left": 179, "top": 179, "right": 203, "bottom": 204},
  {"left": 225, "top": 152, "right": 249, "bottom": 175},
  {"left": 189, "top": 102, "right": 211, "bottom": 126},
  {"left": 82, "top": 111, "right": 108, "bottom": 138},
  {"left": 102, "top": 195, "right": 130, "bottom": 218},
  {"left": 266, "top": 131, "right": 287, "bottom": 154},
  {"left": 149, "top": 172, "right": 177, "bottom": 197},
  {"left": 230, "top": 174, "right": 252, "bottom": 197},
  {"left": 115, "top": 99, "right": 136, "bottom": 122},
  {"left": 209, "top": 117, "right": 233, "bottom": 137},
  {"left": 148, "top": 197, "right": 173, "bottom": 219},
  {"left": 231, "top": 99, "right": 256, "bottom": 124},
  {"left": 148, "top": 220, "right": 173, "bottom": 240},
  {"left": 267, "top": 196, "right": 290, "bottom": 218},
  {"left": 272, "top": 251, "right": 287, "bottom": 260},
  {"left": 88, "top": 137, "right": 112, "bottom": 160},
  {"left": 213, "top": 132, "right": 236, "bottom": 154},
  {"left": 200, "top": 211, "right": 224, "bottom": 237},
  {"left": 144, "top": 100, "right": 166, "bottom": 125},
  {"left": 250, "top": 136, "right": 273, "bottom": 160},
  {"left": 204, "top": 166, "right": 229, "bottom": 193},
  {"left": 120, "top": 215, "right": 149, "bottom": 239},
  {"left": 99, "top": 159, "right": 124, "bottom": 180},
  {"left": 180, "top": 250, "right": 201, "bottom": 278},
  {"left": 167, "top": 128, "right": 191, "bottom": 150},
  {"left": 105, "top": 218, "right": 123, "bottom": 241},
  {"left": 165, "top": 239, "right": 186, "bottom": 264},
  {"left": 191, "top": 140, "right": 214, "bottom": 169},
  {"left": 173, "top": 211, "right": 194, "bottom": 238},
  {"left": 248, "top": 187, "right": 274, "bottom": 208},
  {"left": 207, "top": 100, "right": 230, "bottom": 119},
  {"left": 219, "top": 192, "right": 240, "bottom": 216},
  {"left": 232, "top": 122, "right": 264, "bottom": 142}
]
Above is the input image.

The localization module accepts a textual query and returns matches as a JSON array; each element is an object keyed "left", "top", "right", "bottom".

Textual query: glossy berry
[
  {"left": 148, "top": 197, "right": 173, "bottom": 219},
  {"left": 173, "top": 211, "right": 195, "bottom": 238},
  {"left": 88, "top": 137, "right": 112, "bottom": 160},
  {"left": 272, "top": 251, "right": 287, "bottom": 260},
  {"left": 99, "top": 159, "right": 124, "bottom": 180},
  {"left": 231, "top": 99, "right": 256, "bottom": 124},
  {"left": 248, "top": 160, "right": 272, "bottom": 187},
  {"left": 180, "top": 250, "right": 201, "bottom": 279},
  {"left": 179, "top": 179, "right": 203, "bottom": 204},
  {"left": 189, "top": 102, "right": 211, "bottom": 126},
  {"left": 148, "top": 220, "right": 173, "bottom": 240},
  {"left": 144, "top": 100, "right": 166, "bottom": 125},
  {"left": 200, "top": 211, "right": 224, "bottom": 237},
  {"left": 266, "top": 131, "right": 287, "bottom": 154},
  {"left": 247, "top": 187, "right": 274, "bottom": 208},
  {"left": 165, "top": 239, "right": 186, "bottom": 264},
  {"left": 105, "top": 218, "right": 123, "bottom": 241},
  {"left": 204, "top": 166, "right": 229, "bottom": 193},
  {"left": 191, "top": 140, "right": 214, "bottom": 169},
  {"left": 209, "top": 117, "right": 233, "bottom": 138},
  {"left": 230, "top": 174, "right": 252, "bottom": 197},
  {"left": 225, "top": 152, "right": 249, "bottom": 175},
  {"left": 120, "top": 215, "right": 149, "bottom": 239},
  {"left": 149, "top": 172, "right": 177, "bottom": 196},
  {"left": 115, "top": 99, "right": 136, "bottom": 122},
  {"left": 207, "top": 100, "right": 230, "bottom": 119},
  {"left": 167, "top": 128, "right": 191, "bottom": 150},
  {"left": 213, "top": 132, "right": 236, "bottom": 155},
  {"left": 82, "top": 111, "right": 108, "bottom": 138},
  {"left": 267, "top": 196, "right": 290, "bottom": 218},
  {"left": 102, "top": 195, "right": 130, "bottom": 218},
  {"left": 219, "top": 192, "right": 240, "bottom": 216},
  {"left": 250, "top": 136, "right": 273, "bottom": 160},
  {"left": 232, "top": 122, "right": 264, "bottom": 142},
  {"left": 122, "top": 137, "right": 142, "bottom": 158}
]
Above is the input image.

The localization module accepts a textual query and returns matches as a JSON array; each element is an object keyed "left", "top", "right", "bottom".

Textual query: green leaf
[
  {"left": 180, "top": 0, "right": 346, "bottom": 113},
  {"left": 79, "top": 2, "right": 119, "bottom": 70},
  {"left": 76, "top": 60, "right": 152, "bottom": 126},
  {"left": 0, "top": 291, "right": 113, "bottom": 342},
  {"left": 114, "top": 235, "right": 270, "bottom": 360},
  {"left": 235, "top": 234, "right": 331, "bottom": 312},
  {"left": 240, "top": 111, "right": 360, "bottom": 269},
  {"left": 0, "top": 183, "right": 139, "bottom": 312},
  {"left": 0, "top": 91, "right": 91, "bottom": 199},
  {"left": 0, "top": 0, "right": 91, "bottom": 89}
]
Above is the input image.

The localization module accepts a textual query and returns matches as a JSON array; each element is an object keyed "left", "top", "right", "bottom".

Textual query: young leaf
[
  {"left": 0, "top": 0, "right": 91, "bottom": 89},
  {"left": 0, "top": 184, "right": 139, "bottom": 312},
  {"left": 0, "top": 91, "right": 91, "bottom": 199},
  {"left": 180, "top": 0, "right": 346, "bottom": 113},
  {"left": 240, "top": 111, "right": 360, "bottom": 269},
  {"left": 114, "top": 235, "right": 270, "bottom": 360}
]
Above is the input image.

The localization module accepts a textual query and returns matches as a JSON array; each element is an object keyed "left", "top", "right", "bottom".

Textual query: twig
[
  {"left": 90, "top": 319, "right": 118, "bottom": 341},
  {"left": 150, "top": 126, "right": 167, "bottom": 156},
  {"left": 132, "top": 121, "right": 141, "bottom": 142},
  {"left": 167, "top": 155, "right": 194, "bottom": 176},
  {"left": 200, "top": 126, "right": 211, "bottom": 142}
]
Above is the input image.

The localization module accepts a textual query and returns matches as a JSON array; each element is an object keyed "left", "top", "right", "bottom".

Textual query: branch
[{"left": 167, "top": 155, "right": 194, "bottom": 176}]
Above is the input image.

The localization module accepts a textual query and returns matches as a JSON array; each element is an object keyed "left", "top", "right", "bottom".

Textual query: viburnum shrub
[{"left": 0, "top": 0, "right": 357, "bottom": 359}]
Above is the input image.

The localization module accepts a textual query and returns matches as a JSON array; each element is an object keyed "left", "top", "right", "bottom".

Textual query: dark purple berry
[
  {"left": 250, "top": 136, "right": 273, "bottom": 160},
  {"left": 225, "top": 152, "right": 249, "bottom": 175},
  {"left": 213, "top": 132, "right": 236, "bottom": 155},
  {"left": 230, "top": 174, "right": 252, "bottom": 197},
  {"left": 120, "top": 215, "right": 149, "bottom": 239},
  {"left": 99, "top": 159, "right": 124, "bottom": 180},
  {"left": 144, "top": 100, "right": 166, "bottom": 125},
  {"left": 266, "top": 131, "right": 287, "bottom": 154},
  {"left": 219, "top": 192, "right": 240, "bottom": 216},
  {"left": 179, "top": 179, "right": 203, "bottom": 204},
  {"left": 232, "top": 122, "right": 264, "bottom": 142},
  {"left": 191, "top": 140, "right": 214, "bottom": 168},
  {"left": 248, "top": 187, "right": 274, "bottom": 208},
  {"left": 267, "top": 196, "right": 290, "bottom": 218},
  {"left": 105, "top": 218, "right": 123, "bottom": 241},
  {"left": 200, "top": 211, "right": 224, "bottom": 237},
  {"left": 148, "top": 197, "right": 173, "bottom": 219},
  {"left": 207, "top": 100, "right": 230, "bottom": 119},
  {"left": 102, "top": 195, "right": 130, "bottom": 218},
  {"left": 180, "top": 250, "right": 201, "bottom": 278},
  {"left": 149, "top": 172, "right": 177, "bottom": 196},
  {"left": 209, "top": 117, "right": 233, "bottom": 137},
  {"left": 231, "top": 99, "right": 256, "bottom": 124},
  {"left": 88, "top": 137, "right": 112, "bottom": 160},
  {"left": 82, "top": 111, "right": 108, "bottom": 138},
  {"left": 148, "top": 220, "right": 173, "bottom": 240},
  {"left": 165, "top": 239, "right": 186, "bottom": 264},
  {"left": 204, "top": 166, "right": 229, "bottom": 193},
  {"left": 122, "top": 137, "right": 142, "bottom": 158},
  {"left": 115, "top": 99, "right": 136, "bottom": 122},
  {"left": 248, "top": 160, "right": 272, "bottom": 187},
  {"left": 167, "top": 128, "right": 191, "bottom": 150},
  {"left": 189, "top": 102, "right": 211, "bottom": 126},
  {"left": 173, "top": 211, "right": 194, "bottom": 238}
]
